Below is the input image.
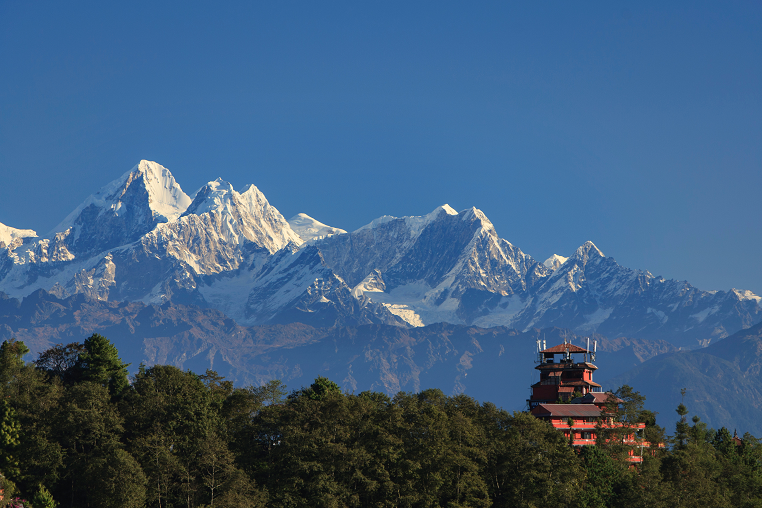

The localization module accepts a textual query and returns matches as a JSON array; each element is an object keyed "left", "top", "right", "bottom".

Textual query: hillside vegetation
[{"left": 1, "top": 335, "right": 762, "bottom": 508}]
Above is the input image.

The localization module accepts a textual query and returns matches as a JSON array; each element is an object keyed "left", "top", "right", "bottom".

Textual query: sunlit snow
[
  {"left": 543, "top": 254, "right": 568, "bottom": 271},
  {"left": 51, "top": 160, "right": 191, "bottom": 235},
  {"left": 288, "top": 213, "right": 347, "bottom": 243},
  {"left": 0, "top": 222, "right": 37, "bottom": 246}
]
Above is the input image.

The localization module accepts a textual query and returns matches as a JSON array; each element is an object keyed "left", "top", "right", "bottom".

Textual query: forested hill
[
  {"left": 2, "top": 335, "right": 762, "bottom": 507},
  {"left": 608, "top": 320, "right": 762, "bottom": 437}
]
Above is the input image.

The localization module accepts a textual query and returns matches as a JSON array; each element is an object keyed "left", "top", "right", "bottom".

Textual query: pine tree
[
  {"left": 31, "top": 484, "right": 57, "bottom": 508},
  {"left": 673, "top": 403, "right": 689, "bottom": 450},
  {"left": 77, "top": 334, "right": 130, "bottom": 398}
]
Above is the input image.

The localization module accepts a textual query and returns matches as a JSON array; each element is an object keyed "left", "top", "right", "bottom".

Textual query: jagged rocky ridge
[{"left": 1, "top": 160, "right": 760, "bottom": 347}]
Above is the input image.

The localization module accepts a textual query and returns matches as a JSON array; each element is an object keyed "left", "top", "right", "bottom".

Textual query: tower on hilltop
[
  {"left": 527, "top": 337, "right": 656, "bottom": 463},
  {"left": 528, "top": 337, "right": 602, "bottom": 410}
]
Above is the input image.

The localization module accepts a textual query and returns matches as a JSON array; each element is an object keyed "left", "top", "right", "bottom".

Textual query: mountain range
[
  {"left": 2, "top": 159, "right": 762, "bottom": 433},
  {"left": 2, "top": 160, "right": 759, "bottom": 348}
]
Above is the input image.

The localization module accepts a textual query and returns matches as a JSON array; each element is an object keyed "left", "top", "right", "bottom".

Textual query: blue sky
[{"left": 1, "top": 1, "right": 760, "bottom": 296}]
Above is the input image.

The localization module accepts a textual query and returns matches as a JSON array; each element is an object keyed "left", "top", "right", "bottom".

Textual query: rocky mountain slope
[
  {"left": 314, "top": 211, "right": 760, "bottom": 347},
  {"left": 1, "top": 160, "right": 760, "bottom": 348},
  {"left": 2, "top": 285, "right": 758, "bottom": 435},
  {"left": 0, "top": 289, "right": 672, "bottom": 411}
]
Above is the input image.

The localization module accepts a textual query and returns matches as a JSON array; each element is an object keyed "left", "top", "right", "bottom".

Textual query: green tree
[
  {"left": 596, "top": 386, "right": 648, "bottom": 461},
  {"left": 661, "top": 403, "right": 730, "bottom": 508},
  {"left": 391, "top": 389, "right": 451, "bottom": 507},
  {"left": 123, "top": 365, "right": 216, "bottom": 508},
  {"left": 197, "top": 430, "right": 236, "bottom": 507},
  {"left": 55, "top": 381, "right": 125, "bottom": 506},
  {"left": 712, "top": 428, "right": 736, "bottom": 458},
  {"left": 615, "top": 453, "right": 670, "bottom": 508},
  {"left": 9, "top": 365, "right": 64, "bottom": 497},
  {"left": 215, "top": 469, "right": 267, "bottom": 508},
  {"left": 223, "top": 380, "right": 286, "bottom": 438},
  {"left": 34, "top": 343, "right": 85, "bottom": 385},
  {"left": 442, "top": 395, "right": 490, "bottom": 508},
  {"left": 86, "top": 448, "right": 147, "bottom": 508},
  {"left": 673, "top": 403, "right": 690, "bottom": 450},
  {"left": 77, "top": 334, "right": 129, "bottom": 398},
  {"left": 223, "top": 380, "right": 287, "bottom": 482},
  {"left": 265, "top": 383, "right": 355, "bottom": 507},
  {"left": 575, "top": 445, "right": 627, "bottom": 508},
  {"left": 0, "top": 475, "right": 17, "bottom": 507},
  {"left": 303, "top": 376, "right": 342, "bottom": 401},
  {"left": 490, "top": 411, "right": 582, "bottom": 508},
  {"left": 31, "top": 484, "right": 58, "bottom": 508},
  {"left": 200, "top": 370, "right": 235, "bottom": 415},
  {"left": 0, "top": 339, "right": 29, "bottom": 392},
  {"left": 0, "top": 399, "right": 21, "bottom": 480}
]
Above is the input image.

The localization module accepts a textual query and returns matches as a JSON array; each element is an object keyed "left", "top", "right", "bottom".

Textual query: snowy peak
[
  {"left": 180, "top": 178, "right": 302, "bottom": 253},
  {"left": 732, "top": 288, "right": 762, "bottom": 302},
  {"left": 40, "top": 160, "right": 192, "bottom": 256},
  {"left": 236, "top": 183, "right": 303, "bottom": 250},
  {"left": 456, "top": 206, "right": 498, "bottom": 237},
  {"left": 0, "top": 222, "right": 37, "bottom": 249},
  {"left": 440, "top": 204, "right": 458, "bottom": 215},
  {"left": 356, "top": 215, "right": 397, "bottom": 232},
  {"left": 356, "top": 204, "right": 458, "bottom": 234},
  {"left": 238, "top": 184, "right": 292, "bottom": 233},
  {"left": 288, "top": 213, "right": 347, "bottom": 242},
  {"left": 134, "top": 160, "right": 192, "bottom": 223},
  {"left": 403, "top": 205, "right": 463, "bottom": 238},
  {"left": 569, "top": 241, "right": 605, "bottom": 264},
  {"left": 2, "top": 160, "right": 758, "bottom": 349},
  {"left": 52, "top": 160, "right": 191, "bottom": 235},
  {"left": 543, "top": 254, "right": 569, "bottom": 271},
  {"left": 183, "top": 178, "right": 236, "bottom": 217}
]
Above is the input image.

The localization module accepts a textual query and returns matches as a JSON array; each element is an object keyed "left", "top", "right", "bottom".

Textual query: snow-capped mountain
[
  {"left": 543, "top": 254, "right": 568, "bottom": 271},
  {"left": 242, "top": 245, "right": 405, "bottom": 327},
  {"left": 0, "top": 222, "right": 37, "bottom": 250},
  {"left": 314, "top": 204, "right": 548, "bottom": 326},
  {"left": 288, "top": 213, "right": 346, "bottom": 242},
  {"left": 311, "top": 211, "right": 760, "bottom": 347},
  {"left": 181, "top": 179, "right": 302, "bottom": 255},
  {"left": 0, "top": 159, "right": 760, "bottom": 346},
  {"left": 51, "top": 160, "right": 192, "bottom": 256},
  {"left": 503, "top": 241, "right": 762, "bottom": 346},
  {"left": 0, "top": 162, "right": 297, "bottom": 303}
]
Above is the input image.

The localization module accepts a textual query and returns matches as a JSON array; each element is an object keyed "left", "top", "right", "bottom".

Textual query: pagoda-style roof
[
  {"left": 536, "top": 361, "right": 597, "bottom": 370},
  {"left": 530, "top": 379, "right": 602, "bottom": 389},
  {"left": 561, "top": 380, "right": 602, "bottom": 388},
  {"left": 571, "top": 392, "right": 618, "bottom": 405},
  {"left": 541, "top": 343, "right": 589, "bottom": 354},
  {"left": 531, "top": 404, "right": 601, "bottom": 418}
]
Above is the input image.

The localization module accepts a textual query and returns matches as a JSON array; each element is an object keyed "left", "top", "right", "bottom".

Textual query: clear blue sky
[{"left": 1, "top": 1, "right": 760, "bottom": 296}]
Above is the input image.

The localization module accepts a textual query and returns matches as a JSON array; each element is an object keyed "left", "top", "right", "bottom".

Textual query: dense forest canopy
[{"left": 1, "top": 335, "right": 762, "bottom": 508}]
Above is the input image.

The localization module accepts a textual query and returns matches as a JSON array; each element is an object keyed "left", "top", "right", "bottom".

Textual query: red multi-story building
[{"left": 528, "top": 338, "right": 648, "bottom": 463}]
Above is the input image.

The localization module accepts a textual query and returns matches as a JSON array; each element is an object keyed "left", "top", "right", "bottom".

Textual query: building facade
[{"left": 528, "top": 339, "right": 647, "bottom": 463}]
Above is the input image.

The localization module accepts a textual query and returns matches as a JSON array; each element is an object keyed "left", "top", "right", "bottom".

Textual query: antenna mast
[{"left": 586, "top": 337, "right": 590, "bottom": 363}]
